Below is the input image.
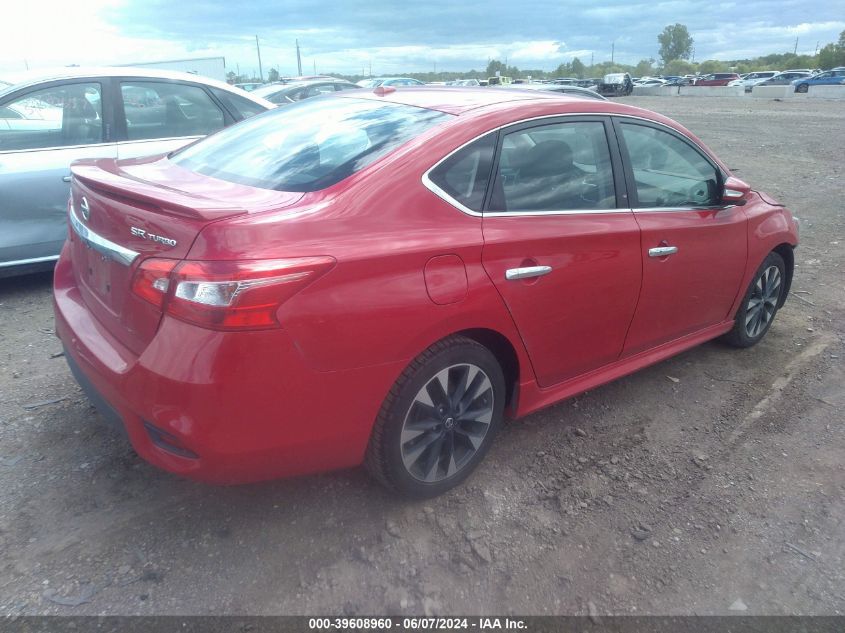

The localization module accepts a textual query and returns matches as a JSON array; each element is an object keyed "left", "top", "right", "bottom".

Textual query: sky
[{"left": 2, "top": 0, "right": 844, "bottom": 77}]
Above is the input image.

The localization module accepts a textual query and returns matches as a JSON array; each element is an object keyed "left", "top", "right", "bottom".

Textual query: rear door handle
[
  {"left": 648, "top": 246, "right": 678, "bottom": 257},
  {"left": 505, "top": 265, "right": 552, "bottom": 280}
]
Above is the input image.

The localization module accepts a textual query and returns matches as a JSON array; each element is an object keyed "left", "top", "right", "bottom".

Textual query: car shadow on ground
[{"left": 0, "top": 270, "right": 54, "bottom": 299}]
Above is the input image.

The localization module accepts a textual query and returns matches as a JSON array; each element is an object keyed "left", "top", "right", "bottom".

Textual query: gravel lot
[{"left": 0, "top": 96, "right": 843, "bottom": 616}]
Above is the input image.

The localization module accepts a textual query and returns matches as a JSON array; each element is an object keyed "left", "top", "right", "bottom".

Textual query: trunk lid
[{"left": 68, "top": 155, "right": 304, "bottom": 355}]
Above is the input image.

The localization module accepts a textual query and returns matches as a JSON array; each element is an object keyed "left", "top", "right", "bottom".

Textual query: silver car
[{"left": 0, "top": 67, "right": 273, "bottom": 277}]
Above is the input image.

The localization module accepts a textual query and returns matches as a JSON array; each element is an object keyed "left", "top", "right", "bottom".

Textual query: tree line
[{"left": 227, "top": 27, "right": 845, "bottom": 84}]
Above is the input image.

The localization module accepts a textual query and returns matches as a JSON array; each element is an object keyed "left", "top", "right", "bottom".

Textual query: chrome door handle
[
  {"left": 648, "top": 246, "right": 678, "bottom": 258},
  {"left": 505, "top": 265, "right": 552, "bottom": 281},
  {"left": 62, "top": 175, "right": 72, "bottom": 183}
]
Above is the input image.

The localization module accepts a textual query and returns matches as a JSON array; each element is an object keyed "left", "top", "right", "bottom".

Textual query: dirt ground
[{"left": 0, "top": 96, "right": 843, "bottom": 617}]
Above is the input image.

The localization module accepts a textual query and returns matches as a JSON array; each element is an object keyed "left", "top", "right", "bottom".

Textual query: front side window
[
  {"left": 171, "top": 97, "right": 450, "bottom": 192},
  {"left": 489, "top": 121, "right": 616, "bottom": 212},
  {"left": 428, "top": 134, "right": 496, "bottom": 212},
  {"left": 121, "top": 81, "right": 224, "bottom": 141},
  {"left": 0, "top": 82, "right": 102, "bottom": 151},
  {"left": 619, "top": 122, "right": 720, "bottom": 208}
]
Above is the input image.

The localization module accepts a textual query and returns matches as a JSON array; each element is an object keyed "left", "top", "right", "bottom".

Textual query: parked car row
[{"left": 624, "top": 68, "right": 844, "bottom": 93}]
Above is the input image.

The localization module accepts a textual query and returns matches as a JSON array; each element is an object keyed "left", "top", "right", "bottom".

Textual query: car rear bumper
[{"left": 53, "top": 244, "right": 402, "bottom": 484}]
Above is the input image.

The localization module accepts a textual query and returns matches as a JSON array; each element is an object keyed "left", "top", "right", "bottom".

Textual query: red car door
[
  {"left": 479, "top": 118, "right": 642, "bottom": 387},
  {"left": 614, "top": 120, "right": 747, "bottom": 356}
]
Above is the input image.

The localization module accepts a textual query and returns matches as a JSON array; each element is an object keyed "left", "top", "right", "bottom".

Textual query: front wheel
[
  {"left": 723, "top": 252, "right": 786, "bottom": 348},
  {"left": 795, "top": 83, "right": 809, "bottom": 93},
  {"left": 365, "top": 336, "right": 506, "bottom": 498}
]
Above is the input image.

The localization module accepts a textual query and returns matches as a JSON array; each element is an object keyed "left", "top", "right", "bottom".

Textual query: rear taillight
[
  {"left": 131, "top": 259, "right": 179, "bottom": 308},
  {"left": 131, "top": 257, "right": 335, "bottom": 330}
]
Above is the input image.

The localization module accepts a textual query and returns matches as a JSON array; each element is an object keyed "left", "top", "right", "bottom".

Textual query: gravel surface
[{"left": 0, "top": 96, "right": 843, "bottom": 616}]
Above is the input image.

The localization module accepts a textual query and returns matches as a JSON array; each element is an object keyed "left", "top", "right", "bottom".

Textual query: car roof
[
  {"left": 0, "top": 66, "right": 274, "bottom": 108},
  {"left": 335, "top": 85, "right": 643, "bottom": 116}
]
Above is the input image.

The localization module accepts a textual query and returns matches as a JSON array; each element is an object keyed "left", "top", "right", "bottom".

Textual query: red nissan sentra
[{"left": 54, "top": 87, "right": 798, "bottom": 497}]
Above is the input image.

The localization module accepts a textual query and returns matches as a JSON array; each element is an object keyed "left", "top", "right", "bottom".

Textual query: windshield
[
  {"left": 171, "top": 96, "right": 450, "bottom": 193},
  {"left": 252, "top": 83, "right": 297, "bottom": 98}
]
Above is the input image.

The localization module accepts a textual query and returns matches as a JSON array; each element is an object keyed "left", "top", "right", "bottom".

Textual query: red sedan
[{"left": 54, "top": 87, "right": 798, "bottom": 497}]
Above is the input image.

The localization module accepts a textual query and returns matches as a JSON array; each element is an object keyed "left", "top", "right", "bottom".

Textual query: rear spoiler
[{"left": 71, "top": 158, "right": 246, "bottom": 221}]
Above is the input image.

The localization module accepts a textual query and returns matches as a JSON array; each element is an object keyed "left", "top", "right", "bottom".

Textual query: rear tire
[
  {"left": 795, "top": 83, "right": 809, "bottom": 93},
  {"left": 723, "top": 252, "right": 786, "bottom": 348},
  {"left": 365, "top": 336, "right": 505, "bottom": 498}
]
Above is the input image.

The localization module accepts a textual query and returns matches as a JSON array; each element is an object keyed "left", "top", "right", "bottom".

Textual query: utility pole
[
  {"left": 794, "top": 37, "right": 798, "bottom": 54},
  {"left": 814, "top": 41, "right": 819, "bottom": 56},
  {"left": 255, "top": 35, "right": 263, "bottom": 82},
  {"left": 369, "top": 59, "right": 372, "bottom": 77},
  {"left": 590, "top": 52, "right": 594, "bottom": 68},
  {"left": 313, "top": 59, "right": 316, "bottom": 75},
  {"left": 296, "top": 39, "right": 302, "bottom": 76},
  {"left": 611, "top": 41, "right": 615, "bottom": 64}
]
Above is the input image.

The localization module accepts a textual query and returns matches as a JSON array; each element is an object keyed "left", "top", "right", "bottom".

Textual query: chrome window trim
[
  {"left": 483, "top": 208, "right": 631, "bottom": 217},
  {"left": 634, "top": 205, "right": 736, "bottom": 213},
  {"left": 118, "top": 135, "right": 202, "bottom": 145},
  {"left": 69, "top": 202, "right": 139, "bottom": 266},
  {"left": 0, "top": 254, "right": 60, "bottom": 268},
  {"left": 422, "top": 112, "right": 719, "bottom": 218},
  {"left": 0, "top": 141, "right": 116, "bottom": 156}
]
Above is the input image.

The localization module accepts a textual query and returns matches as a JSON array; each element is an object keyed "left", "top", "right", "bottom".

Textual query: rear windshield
[{"left": 171, "top": 97, "right": 450, "bottom": 192}]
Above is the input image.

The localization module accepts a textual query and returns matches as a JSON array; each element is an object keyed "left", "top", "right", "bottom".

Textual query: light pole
[{"left": 255, "top": 35, "right": 263, "bottom": 82}]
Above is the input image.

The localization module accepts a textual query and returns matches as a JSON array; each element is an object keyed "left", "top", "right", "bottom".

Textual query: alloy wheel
[
  {"left": 745, "top": 265, "right": 782, "bottom": 338},
  {"left": 400, "top": 363, "right": 494, "bottom": 483}
]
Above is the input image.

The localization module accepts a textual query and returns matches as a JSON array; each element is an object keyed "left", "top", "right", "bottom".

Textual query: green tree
[
  {"left": 658, "top": 23, "right": 694, "bottom": 65},
  {"left": 267, "top": 68, "right": 279, "bottom": 82},
  {"left": 697, "top": 59, "right": 727, "bottom": 73},
  {"left": 634, "top": 58, "right": 655, "bottom": 77},
  {"left": 818, "top": 31, "right": 845, "bottom": 68},
  {"left": 486, "top": 59, "right": 507, "bottom": 77},
  {"left": 663, "top": 59, "right": 694, "bottom": 76},
  {"left": 570, "top": 57, "right": 586, "bottom": 78},
  {"left": 553, "top": 62, "right": 572, "bottom": 77}
]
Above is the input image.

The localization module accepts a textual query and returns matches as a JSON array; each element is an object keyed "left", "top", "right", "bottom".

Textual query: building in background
[{"left": 114, "top": 57, "right": 226, "bottom": 82}]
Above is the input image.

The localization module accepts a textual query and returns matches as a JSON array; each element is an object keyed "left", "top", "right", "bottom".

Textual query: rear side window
[
  {"left": 0, "top": 82, "right": 102, "bottom": 151},
  {"left": 489, "top": 121, "right": 616, "bottom": 212},
  {"left": 121, "top": 81, "right": 224, "bottom": 141},
  {"left": 428, "top": 134, "right": 496, "bottom": 212},
  {"left": 171, "top": 98, "right": 450, "bottom": 192},
  {"left": 619, "top": 123, "right": 720, "bottom": 208}
]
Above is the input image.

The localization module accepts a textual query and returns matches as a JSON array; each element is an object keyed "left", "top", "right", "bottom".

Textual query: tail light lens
[
  {"left": 131, "top": 259, "right": 179, "bottom": 308},
  {"left": 131, "top": 257, "right": 335, "bottom": 330}
]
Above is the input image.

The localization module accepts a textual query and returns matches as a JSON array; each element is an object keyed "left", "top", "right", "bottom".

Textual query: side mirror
[{"left": 722, "top": 175, "right": 751, "bottom": 206}]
